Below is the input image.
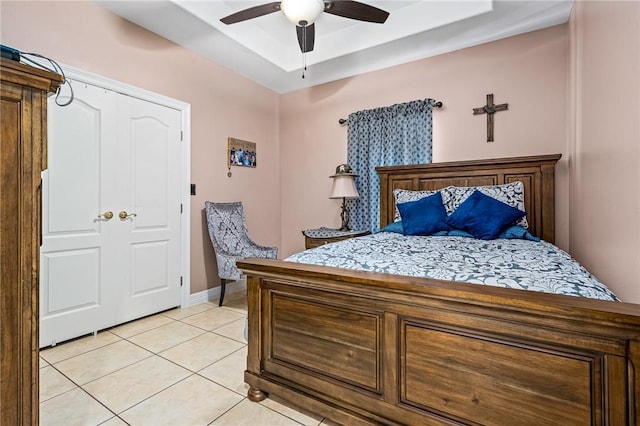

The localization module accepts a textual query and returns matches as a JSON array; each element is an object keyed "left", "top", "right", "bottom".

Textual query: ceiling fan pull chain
[
  {"left": 302, "top": 52, "right": 307, "bottom": 79},
  {"left": 301, "top": 23, "right": 307, "bottom": 79}
]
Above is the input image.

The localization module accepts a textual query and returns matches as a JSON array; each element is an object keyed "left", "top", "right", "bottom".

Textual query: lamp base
[{"left": 339, "top": 198, "right": 350, "bottom": 231}]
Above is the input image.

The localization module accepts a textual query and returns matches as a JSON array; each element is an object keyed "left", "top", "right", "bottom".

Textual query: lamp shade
[
  {"left": 329, "top": 175, "right": 359, "bottom": 199},
  {"left": 280, "top": 0, "right": 324, "bottom": 25}
]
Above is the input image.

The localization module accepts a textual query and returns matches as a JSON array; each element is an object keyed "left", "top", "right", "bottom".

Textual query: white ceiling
[{"left": 97, "top": 0, "right": 574, "bottom": 94}]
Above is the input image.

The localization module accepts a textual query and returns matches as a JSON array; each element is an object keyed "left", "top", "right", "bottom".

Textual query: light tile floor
[{"left": 39, "top": 294, "right": 336, "bottom": 426}]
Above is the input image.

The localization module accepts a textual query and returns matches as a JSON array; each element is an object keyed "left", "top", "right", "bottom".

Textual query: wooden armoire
[{"left": 1, "top": 58, "right": 63, "bottom": 424}]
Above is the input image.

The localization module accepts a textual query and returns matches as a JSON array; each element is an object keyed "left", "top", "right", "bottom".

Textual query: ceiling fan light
[{"left": 280, "top": 0, "right": 324, "bottom": 26}]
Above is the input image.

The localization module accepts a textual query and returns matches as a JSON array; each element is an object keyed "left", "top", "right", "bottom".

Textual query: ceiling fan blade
[
  {"left": 220, "top": 2, "right": 281, "bottom": 24},
  {"left": 324, "top": 1, "right": 389, "bottom": 24},
  {"left": 296, "top": 23, "right": 315, "bottom": 53}
]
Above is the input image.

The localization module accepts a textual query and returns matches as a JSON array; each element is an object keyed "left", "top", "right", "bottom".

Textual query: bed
[{"left": 238, "top": 154, "right": 640, "bottom": 425}]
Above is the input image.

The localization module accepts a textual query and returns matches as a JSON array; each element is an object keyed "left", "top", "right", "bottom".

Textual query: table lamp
[{"left": 329, "top": 164, "right": 359, "bottom": 231}]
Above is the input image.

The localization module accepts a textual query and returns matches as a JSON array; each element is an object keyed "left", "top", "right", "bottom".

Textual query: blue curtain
[{"left": 347, "top": 99, "right": 435, "bottom": 232}]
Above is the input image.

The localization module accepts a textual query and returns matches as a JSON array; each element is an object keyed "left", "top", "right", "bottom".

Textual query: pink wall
[
  {"left": 568, "top": 1, "right": 640, "bottom": 303},
  {"left": 0, "top": 1, "right": 281, "bottom": 294},
  {"left": 280, "top": 26, "right": 570, "bottom": 257}
]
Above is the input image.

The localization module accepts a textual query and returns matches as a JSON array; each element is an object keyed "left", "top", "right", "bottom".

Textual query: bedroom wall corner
[{"left": 568, "top": 0, "right": 640, "bottom": 303}]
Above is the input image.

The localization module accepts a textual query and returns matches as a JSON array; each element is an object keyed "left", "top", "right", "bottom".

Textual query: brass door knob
[
  {"left": 119, "top": 211, "right": 137, "bottom": 219},
  {"left": 99, "top": 211, "right": 114, "bottom": 220}
]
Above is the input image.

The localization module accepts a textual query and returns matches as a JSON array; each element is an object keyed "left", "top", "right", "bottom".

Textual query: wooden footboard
[{"left": 239, "top": 258, "right": 640, "bottom": 426}]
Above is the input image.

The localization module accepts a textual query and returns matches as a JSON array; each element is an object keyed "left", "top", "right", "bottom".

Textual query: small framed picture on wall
[{"left": 228, "top": 137, "right": 257, "bottom": 168}]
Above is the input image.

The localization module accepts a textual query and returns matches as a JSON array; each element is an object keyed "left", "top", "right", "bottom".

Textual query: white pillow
[{"left": 442, "top": 181, "right": 528, "bottom": 228}]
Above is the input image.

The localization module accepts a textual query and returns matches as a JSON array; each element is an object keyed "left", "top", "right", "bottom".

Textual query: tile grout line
[
  {"left": 193, "top": 345, "right": 248, "bottom": 397},
  {"left": 42, "top": 363, "right": 121, "bottom": 421},
  {"left": 207, "top": 397, "right": 246, "bottom": 425},
  {"left": 40, "top": 331, "right": 124, "bottom": 365},
  {"left": 107, "top": 372, "right": 199, "bottom": 420}
]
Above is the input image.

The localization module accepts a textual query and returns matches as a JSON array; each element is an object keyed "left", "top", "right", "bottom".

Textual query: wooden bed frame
[{"left": 238, "top": 155, "right": 640, "bottom": 425}]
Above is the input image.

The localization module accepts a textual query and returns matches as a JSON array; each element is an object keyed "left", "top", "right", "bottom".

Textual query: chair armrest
[
  {"left": 245, "top": 239, "right": 278, "bottom": 259},
  {"left": 213, "top": 236, "right": 277, "bottom": 259}
]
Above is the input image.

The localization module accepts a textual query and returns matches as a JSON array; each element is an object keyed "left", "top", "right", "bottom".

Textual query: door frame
[{"left": 50, "top": 65, "right": 191, "bottom": 308}]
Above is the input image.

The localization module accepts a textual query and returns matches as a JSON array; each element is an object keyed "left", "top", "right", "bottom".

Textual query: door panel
[
  {"left": 41, "top": 82, "right": 182, "bottom": 347},
  {"left": 130, "top": 116, "right": 170, "bottom": 228},
  {"left": 131, "top": 241, "right": 169, "bottom": 294},
  {"left": 46, "top": 96, "right": 103, "bottom": 233},
  {"left": 43, "top": 248, "right": 100, "bottom": 313}
]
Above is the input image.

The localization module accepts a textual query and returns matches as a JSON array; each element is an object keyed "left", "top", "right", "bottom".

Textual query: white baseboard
[{"left": 188, "top": 279, "right": 246, "bottom": 306}]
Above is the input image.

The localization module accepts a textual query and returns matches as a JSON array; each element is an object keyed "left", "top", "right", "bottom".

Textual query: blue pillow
[
  {"left": 379, "top": 221, "right": 404, "bottom": 234},
  {"left": 397, "top": 192, "right": 452, "bottom": 236},
  {"left": 445, "top": 190, "right": 526, "bottom": 240},
  {"left": 499, "top": 225, "right": 540, "bottom": 242},
  {"left": 443, "top": 227, "right": 539, "bottom": 241},
  {"left": 447, "top": 229, "right": 474, "bottom": 238}
]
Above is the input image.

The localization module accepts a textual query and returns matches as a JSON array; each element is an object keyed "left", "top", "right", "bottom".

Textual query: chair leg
[{"left": 219, "top": 279, "right": 226, "bottom": 307}]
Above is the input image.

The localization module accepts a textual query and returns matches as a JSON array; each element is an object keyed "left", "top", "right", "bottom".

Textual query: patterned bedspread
[{"left": 285, "top": 232, "right": 619, "bottom": 302}]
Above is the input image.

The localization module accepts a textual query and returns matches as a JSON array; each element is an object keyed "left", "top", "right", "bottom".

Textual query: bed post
[
  {"left": 245, "top": 275, "right": 267, "bottom": 402},
  {"left": 378, "top": 172, "right": 390, "bottom": 228},
  {"left": 630, "top": 338, "right": 640, "bottom": 422},
  {"left": 540, "top": 162, "right": 556, "bottom": 244}
]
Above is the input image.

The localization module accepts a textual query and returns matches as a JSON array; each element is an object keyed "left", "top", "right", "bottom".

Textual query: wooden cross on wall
[{"left": 473, "top": 94, "right": 509, "bottom": 142}]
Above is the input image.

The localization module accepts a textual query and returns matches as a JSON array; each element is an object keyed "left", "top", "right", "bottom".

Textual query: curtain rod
[{"left": 338, "top": 101, "right": 443, "bottom": 125}]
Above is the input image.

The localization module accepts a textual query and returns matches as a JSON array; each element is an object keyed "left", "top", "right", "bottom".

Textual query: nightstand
[{"left": 302, "top": 227, "right": 370, "bottom": 250}]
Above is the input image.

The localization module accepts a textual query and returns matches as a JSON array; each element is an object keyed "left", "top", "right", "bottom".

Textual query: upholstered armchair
[{"left": 205, "top": 201, "right": 278, "bottom": 306}]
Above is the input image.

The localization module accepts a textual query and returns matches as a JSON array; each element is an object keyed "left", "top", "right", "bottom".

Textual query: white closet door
[
  {"left": 40, "top": 83, "right": 119, "bottom": 347},
  {"left": 114, "top": 95, "right": 182, "bottom": 323},
  {"left": 41, "top": 83, "right": 183, "bottom": 347}
]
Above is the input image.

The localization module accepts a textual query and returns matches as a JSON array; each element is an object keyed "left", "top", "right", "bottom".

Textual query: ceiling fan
[{"left": 220, "top": 0, "right": 390, "bottom": 54}]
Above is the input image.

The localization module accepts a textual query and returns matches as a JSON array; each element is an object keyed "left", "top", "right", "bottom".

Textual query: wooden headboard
[{"left": 376, "top": 154, "right": 561, "bottom": 243}]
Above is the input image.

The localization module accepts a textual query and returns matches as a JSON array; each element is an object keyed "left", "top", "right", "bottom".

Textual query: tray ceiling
[{"left": 97, "top": 1, "right": 573, "bottom": 93}]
